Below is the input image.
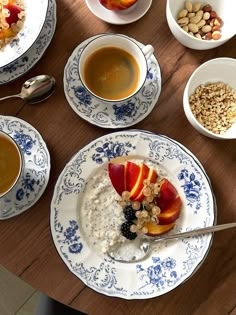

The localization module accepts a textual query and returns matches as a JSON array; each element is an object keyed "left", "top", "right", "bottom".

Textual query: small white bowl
[
  {"left": 183, "top": 58, "right": 236, "bottom": 139},
  {"left": 166, "top": 0, "right": 236, "bottom": 50},
  {"left": 0, "top": 0, "right": 49, "bottom": 68}
]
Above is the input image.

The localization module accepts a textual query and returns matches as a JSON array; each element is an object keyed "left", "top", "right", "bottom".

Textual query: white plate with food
[
  {"left": 0, "top": 0, "right": 49, "bottom": 68},
  {"left": 50, "top": 130, "right": 216, "bottom": 299},
  {"left": 85, "top": 0, "right": 152, "bottom": 25}
]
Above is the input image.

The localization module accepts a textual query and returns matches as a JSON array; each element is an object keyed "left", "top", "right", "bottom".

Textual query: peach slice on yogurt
[{"left": 98, "top": 0, "right": 137, "bottom": 11}]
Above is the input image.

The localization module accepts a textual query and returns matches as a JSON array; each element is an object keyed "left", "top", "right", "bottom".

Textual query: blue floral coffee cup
[{"left": 78, "top": 33, "right": 154, "bottom": 104}]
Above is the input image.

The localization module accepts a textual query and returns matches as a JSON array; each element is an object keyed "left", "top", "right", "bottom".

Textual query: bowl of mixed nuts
[
  {"left": 166, "top": 0, "right": 236, "bottom": 50},
  {"left": 183, "top": 58, "right": 236, "bottom": 139}
]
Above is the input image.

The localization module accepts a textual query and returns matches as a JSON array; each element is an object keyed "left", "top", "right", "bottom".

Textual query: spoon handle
[
  {"left": 0, "top": 94, "right": 22, "bottom": 101},
  {"left": 154, "top": 222, "right": 236, "bottom": 242}
]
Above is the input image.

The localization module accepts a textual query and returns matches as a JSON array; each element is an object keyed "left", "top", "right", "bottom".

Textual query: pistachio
[
  {"left": 185, "top": 1, "right": 193, "bottom": 12},
  {"left": 190, "top": 15, "right": 202, "bottom": 24},
  {"left": 188, "top": 23, "right": 199, "bottom": 33},
  {"left": 192, "top": 2, "right": 202, "bottom": 12},
  {"left": 178, "top": 9, "right": 188, "bottom": 18}
]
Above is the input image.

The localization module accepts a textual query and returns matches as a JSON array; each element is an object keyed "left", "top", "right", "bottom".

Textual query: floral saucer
[
  {"left": 50, "top": 130, "right": 216, "bottom": 299},
  {"left": 64, "top": 35, "right": 161, "bottom": 128},
  {"left": 0, "top": 0, "right": 57, "bottom": 85},
  {"left": 0, "top": 116, "right": 51, "bottom": 219},
  {"left": 85, "top": 0, "right": 152, "bottom": 25}
]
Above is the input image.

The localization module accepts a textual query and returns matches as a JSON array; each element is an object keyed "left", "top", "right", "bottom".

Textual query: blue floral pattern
[
  {"left": 55, "top": 219, "right": 83, "bottom": 254},
  {"left": 0, "top": 116, "right": 50, "bottom": 219},
  {"left": 136, "top": 257, "right": 178, "bottom": 290},
  {"left": 51, "top": 131, "right": 216, "bottom": 299},
  {"left": 64, "top": 35, "right": 161, "bottom": 128},
  {"left": 0, "top": 0, "right": 56, "bottom": 85},
  {"left": 92, "top": 140, "right": 135, "bottom": 164}
]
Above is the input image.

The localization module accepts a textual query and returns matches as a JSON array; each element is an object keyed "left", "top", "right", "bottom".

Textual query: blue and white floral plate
[
  {"left": 0, "top": 0, "right": 57, "bottom": 85},
  {"left": 64, "top": 35, "right": 161, "bottom": 128},
  {"left": 85, "top": 0, "right": 152, "bottom": 25},
  {"left": 50, "top": 130, "right": 216, "bottom": 299},
  {"left": 0, "top": 116, "right": 50, "bottom": 219},
  {"left": 0, "top": 0, "right": 49, "bottom": 68}
]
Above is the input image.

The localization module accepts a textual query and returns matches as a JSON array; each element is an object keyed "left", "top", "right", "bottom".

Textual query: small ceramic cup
[
  {"left": 78, "top": 33, "right": 154, "bottom": 103},
  {"left": 0, "top": 130, "right": 23, "bottom": 201}
]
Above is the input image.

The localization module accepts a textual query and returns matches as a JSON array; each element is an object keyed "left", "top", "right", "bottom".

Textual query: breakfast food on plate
[
  {"left": 0, "top": 0, "right": 25, "bottom": 49},
  {"left": 80, "top": 160, "right": 182, "bottom": 255},
  {"left": 189, "top": 82, "right": 236, "bottom": 135},
  {"left": 98, "top": 0, "right": 137, "bottom": 11},
  {"left": 108, "top": 161, "right": 182, "bottom": 239},
  {"left": 177, "top": 1, "right": 223, "bottom": 40}
]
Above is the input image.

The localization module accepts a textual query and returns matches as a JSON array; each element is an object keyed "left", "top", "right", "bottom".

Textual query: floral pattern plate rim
[
  {"left": 85, "top": 0, "right": 152, "bottom": 25},
  {"left": 64, "top": 34, "right": 161, "bottom": 128},
  {"left": 0, "top": 0, "right": 49, "bottom": 68},
  {"left": 0, "top": 0, "right": 57, "bottom": 85},
  {"left": 0, "top": 115, "right": 51, "bottom": 220},
  {"left": 50, "top": 130, "right": 216, "bottom": 299}
]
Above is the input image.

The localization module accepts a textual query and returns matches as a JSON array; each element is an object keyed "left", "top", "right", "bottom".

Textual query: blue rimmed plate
[
  {"left": 50, "top": 130, "right": 216, "bottom": 299},
  {"left": 0, "top": 115, "right": 51, "bottom": 219},
  {"left": 0, "top": 0, "right": 57, "bottom": 85},
  {"left": 64, "top": 34, "right": 161, "bottom": 128}
]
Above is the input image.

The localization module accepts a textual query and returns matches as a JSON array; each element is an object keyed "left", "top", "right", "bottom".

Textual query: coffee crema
[
  {"left": 0, "top": 133, "right": 21, "bottom": 196},
  {"left": 83, "top": 47, "right": 140, "bottom": 100}
]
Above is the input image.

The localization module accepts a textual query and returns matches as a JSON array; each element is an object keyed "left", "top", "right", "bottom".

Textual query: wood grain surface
[{"left": 0, "top": 1, "right": 235, "bottom": 314}]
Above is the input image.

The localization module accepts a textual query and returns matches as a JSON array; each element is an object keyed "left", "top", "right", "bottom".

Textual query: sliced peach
[
  {"left": 108, "top": 163, "right": 125, "bottom": 196},
  {"left": 125, "top": 161, "right": 140, "bottom": 193},
  {"left": 144, "top": 221, "right": 175, "bottom": 236},
  {"left": 135, "top": 168, "right": 158, "bottom": 202},
  {"left": 129, "top": 163, "right": 149, "bottom": 200},
  {"left": 155, "top": 178, "right": 178, "bottom": 211},
  {"left": 157, "top": 196, "right": 182, "bottom": 224},
  {"left": 99, "top": 0, "right": 137, "bottom": 10}
]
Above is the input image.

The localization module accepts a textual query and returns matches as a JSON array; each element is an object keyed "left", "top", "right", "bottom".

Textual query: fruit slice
[
  {"left": 125, "top": 161, "right": 140, "bottom": 192},
  {"left": 157, "top": 196, "right": 182, "bottom": 224},
  {"left": 108, "top": 163, "right": 125, "bottom": 195},
  {"left": 4, "top": 4, "right": 22, "bottom": 26},
  {"left": 135, "top": 168, "right": 158, "bottom": 202},
  {"left": 155, "top": 178, "right": 178, "bottom": 211},
  {"left": 99, "top": 0, "right": 137, "bottom": 10},
  {"left": 144, "top": 221, "right": 175, "bottom": 236},
  {"left": 129, "top": 163, "right": 149, "bottom": 200}
]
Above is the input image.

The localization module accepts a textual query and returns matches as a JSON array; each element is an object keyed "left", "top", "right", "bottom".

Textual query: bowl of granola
[
  {"left": 183, "top": 58, "right": 236, "bottom": 139},
  {"left": 0, "top": 0, "right": 49, "bottom": 68},
  {"left": 166, "top": 0, "right": 236, "bottom": 50}
]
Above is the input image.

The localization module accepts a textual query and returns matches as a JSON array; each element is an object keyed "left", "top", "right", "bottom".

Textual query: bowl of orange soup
[{"left": 0, "top": 0, "right": 49, "bottom": 68}]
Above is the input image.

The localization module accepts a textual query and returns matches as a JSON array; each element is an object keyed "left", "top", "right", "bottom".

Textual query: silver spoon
[
  {"left": 0, "top": 75, "right": 56, "bottom": 104},
  {"left": 108, "top": 222, "right": 236, "bottom": 263}
]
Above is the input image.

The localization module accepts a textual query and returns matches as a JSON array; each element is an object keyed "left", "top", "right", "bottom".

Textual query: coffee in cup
[
  {"left": 0, "top": 131, "right": 22, "bottom": 198},
  {"left": 79, "top": 34, "right": 154, "bottom": 103}
]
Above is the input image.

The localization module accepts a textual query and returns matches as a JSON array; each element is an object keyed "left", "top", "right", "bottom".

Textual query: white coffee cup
[{"left": 78, "top": 33, "right": 154, "bottom": 103}]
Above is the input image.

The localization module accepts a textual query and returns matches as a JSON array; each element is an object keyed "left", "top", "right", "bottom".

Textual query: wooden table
[{"left": 0, "top": 1, "right": 236, "bottom": 314}]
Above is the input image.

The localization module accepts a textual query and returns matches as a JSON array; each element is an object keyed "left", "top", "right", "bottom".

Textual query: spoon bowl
[
  {"left": 108, "top": 222, "right": 236, "bottom": 263},
  {"left": 0, "top": 75, "right": 56, "bottom": 104}
]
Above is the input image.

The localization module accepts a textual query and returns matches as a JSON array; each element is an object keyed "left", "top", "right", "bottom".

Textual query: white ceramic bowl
[
  {"left": 183, "top": 58, "right": 236, "bottom": 139},
  {"left": 0, "top": 0, "right": 49, "bottom": 68},
  {"left": 166, "top": 0, "right": 236, "bottom": 50}
]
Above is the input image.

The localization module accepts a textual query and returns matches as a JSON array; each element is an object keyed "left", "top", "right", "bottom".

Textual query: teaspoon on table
[
  {"left": 108, "top": 222, "right": 236, "bottom": 263},
  {"left": 0, "top": 75, "right": 56, "bottom": 104}
]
